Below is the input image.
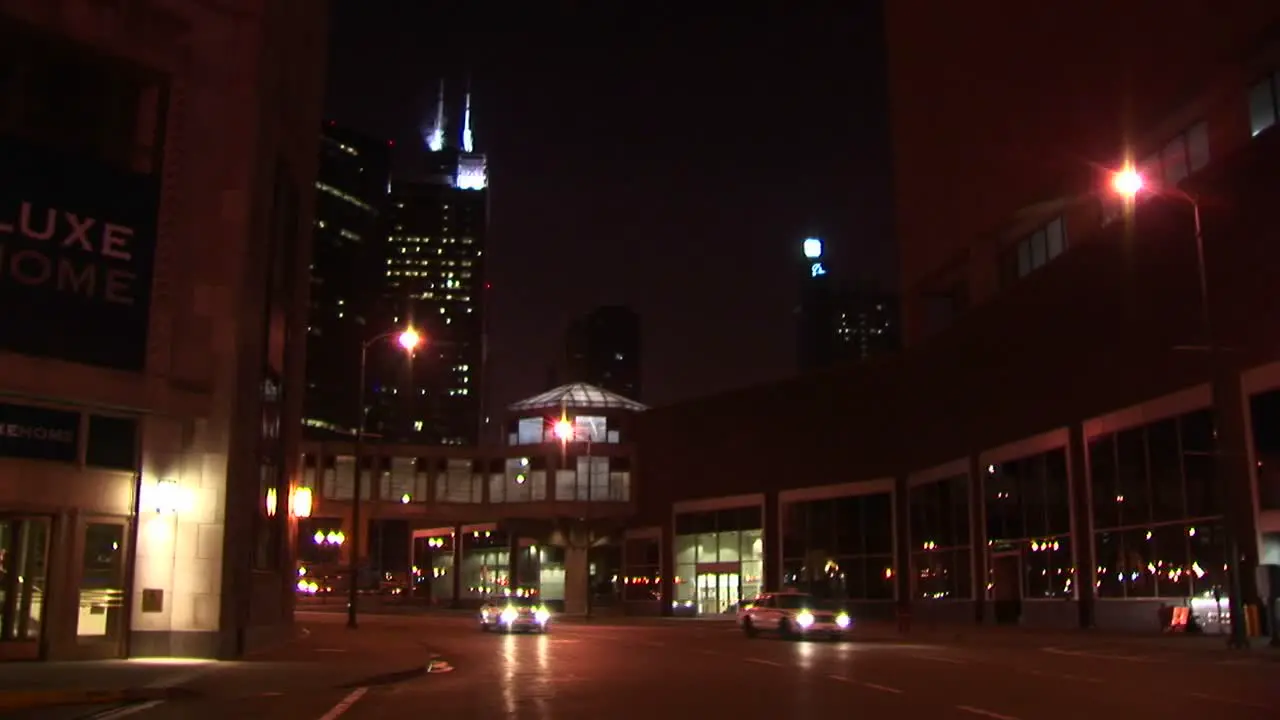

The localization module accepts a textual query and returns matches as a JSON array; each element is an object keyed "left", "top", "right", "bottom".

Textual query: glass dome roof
[{"left": 506, "top": 383, "right": 648, "bottom": 412}]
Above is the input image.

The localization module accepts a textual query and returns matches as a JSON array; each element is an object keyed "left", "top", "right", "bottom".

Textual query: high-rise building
[
  {"left": 563, "top": 306, "right": 642, "bottom": 401},
  {"left": 304, "top": 123, "right": 391, "bottom": 438},
  {"left": 796, "top": 237, "right": 899, "bottom": 371},
  {"left": 378, "top": 79, "right": 488, "bottom": 444}
]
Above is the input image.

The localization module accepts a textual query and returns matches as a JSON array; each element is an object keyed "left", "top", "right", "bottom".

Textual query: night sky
[{"left": 325, "top": 2, "right": 894, "bottom": 411}]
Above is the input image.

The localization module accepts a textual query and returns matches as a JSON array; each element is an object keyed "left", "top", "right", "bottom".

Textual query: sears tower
[{"left": 373, "top": 79, "right": 489, "bottom": 445}]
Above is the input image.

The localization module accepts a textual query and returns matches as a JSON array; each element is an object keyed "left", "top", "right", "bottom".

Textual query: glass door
[
  {"left": 76, "top": 522, "right": 128, "bottom": 653},
  {"left": 717, "top": 573, "right": 740, "bottom": 615},
  {"left": 0, "top": 516, "right": 51, "bottom": 658},
  {"left": 696, "top": 574, "right": 718, "bottom": 615}
]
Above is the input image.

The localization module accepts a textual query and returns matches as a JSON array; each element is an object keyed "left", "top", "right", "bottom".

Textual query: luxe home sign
[
  {"left": 0, "top": 134, "right": 159, "bottom": 371},
  {"left": 0, "top": 401, "right": 80, "bottom": 463}
]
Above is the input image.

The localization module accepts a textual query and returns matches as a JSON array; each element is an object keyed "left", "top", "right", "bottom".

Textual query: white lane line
[
  {"left": 93, "top": 702, "right": 164, "bottom": 719},
  {"left": 827, "top": 674, "right": 849, "bottom": 682},
  {"left": 862, "top": 682, "right": 904, "bottom": 694},
  {"left": 745, "top": 658, "right": 782, "bottom": 667},
  {"left": 1187, "top": 692, "right": 1272, "bottom": 710},
  {"left": 909, "top": 654, "right": 963, "bottom": 664},
  {"left": 1023, "top": 669, "right": 1102, "bottom": 684},
  {"left": 318, "top": 687, "right": 369, "bottom": 720},
  {"left": 956, "top": 706, "right": 1019, "bottom": 720},
  {"left": 1042, "top": 647, "right": 1156, "bottom": 662}
]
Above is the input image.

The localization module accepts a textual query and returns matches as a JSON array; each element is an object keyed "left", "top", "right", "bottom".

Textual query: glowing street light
[
  {"left": 1111, "top": 167, "right": 1144, "bottom": 198},
  {"left": 349, "top": 326, "right": 423, "bottom": 630},
  {"left": 553, "top": 419, "right": 574, "bottom": 442}
]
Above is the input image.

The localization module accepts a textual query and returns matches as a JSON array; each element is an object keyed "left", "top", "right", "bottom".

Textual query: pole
[
  {"left": 585, "top": 429, "right": 593, "bottom": 620},
  {"left": 347, "top": 341, "right": 368, "bottom": 630},
  {"left": 1190, "top": 201, "right": 1248, "bottom": 649}
]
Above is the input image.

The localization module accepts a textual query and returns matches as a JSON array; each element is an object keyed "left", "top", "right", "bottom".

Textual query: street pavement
[{"left": 6, "top": 611, "right": 1277, "bottom": 720}]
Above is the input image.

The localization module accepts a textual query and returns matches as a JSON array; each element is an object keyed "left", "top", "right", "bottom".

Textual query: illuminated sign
[
  {"left": 0, "top": 402, "right": 80, "bottom": 462},
  {"left": 803, "top": 237, "right": 823, "bottom": 259},
  {"left": 810, "top": 262, "right": 826, "bottom": 277}
]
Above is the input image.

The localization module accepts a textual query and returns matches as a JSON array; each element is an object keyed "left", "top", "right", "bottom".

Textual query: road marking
[
  {"left": 746, "top": 658, "right": 782, "bottom": 667},
  {"left": 1023, "top": 669, "right": 1102, "bottom": 684},
  {"left": 862, "top": 682, "right": 903, "bottom": 694},
  {"left": 827, "top": 674, "right": 850, "bottom": 682},
  {"left": 1042, "top": 646, "right": 1156, "bottom": 662},
  {"left": 93, "top": 702, "right": 164, "bottom": 719},
  {"left": 316, "top": 648, "right": 348, "bottom": 653},
  {"left": 1187, "top": 692, "right": 1272, "bottom": 710},
  {"left": 956, "top": 705, "right": 1019, "bottom": 720},
  {"left": 318, "top": 687, "right": 368, "bottom": 720},
  {"left": 909, "top": 654, "right": 963, "bottom": 664}
]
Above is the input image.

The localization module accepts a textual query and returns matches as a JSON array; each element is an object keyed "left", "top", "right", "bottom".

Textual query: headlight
[
  {"left": 500, "top": 607, "right": 519, "bottom": 623},
  {"left": 534, "top": 608, "right": 550, "bottom": 623},
  {"left": 795, "top": 611, "right": 815, "bottom": 628},
  {"left": 835, "top": 613, "right": 852, "bottom": 628}
]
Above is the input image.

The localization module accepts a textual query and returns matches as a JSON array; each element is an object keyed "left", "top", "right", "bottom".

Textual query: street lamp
[
  {"left": 347, "top": 326, "right": 423, "bottom": 630},
  {"left": 1110, "top": 168, "right": 1248, "bottom": 649},
  {"left": 555, "top": 410, "right": 597, "bottom": 619}
]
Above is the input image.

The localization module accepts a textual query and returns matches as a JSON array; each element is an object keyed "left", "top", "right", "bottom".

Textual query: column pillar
[
  {"left": 1067, "top": 423, "right": 1096, "bottom": 629},
  {"left": 893, "top": 475, "right": 911, "bottom": 616},
  {"left": 763, "top": 491, "right": 781, "bottom": 593},
  {"left": 660, "top": 518, "right": 675, "bottom": 616},
  {"left": 1214, "top": 366, "right": 1262, "bottom": 619},
  {"left": 564, "top": 527, "right": 589, "bottom": 615},
  {"left": 969, "top": 455, "right": 988, "bottom": 625},
  {"left": 508, "top": 531, "right": 520, "bottom": 591},
  {"left": 450, "top": 524, "right": 463, "bottom": 609}
]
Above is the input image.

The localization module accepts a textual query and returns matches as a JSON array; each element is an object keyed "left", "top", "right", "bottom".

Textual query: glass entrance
[
  {"left": 0, "top": 516, "right": 51, "bottom": 659},
  {"left": 695, "top": 573, "right": 741, "bottom": 615},
  {"left": 77, "top": 522, "right": 127, "bottom": 650}
]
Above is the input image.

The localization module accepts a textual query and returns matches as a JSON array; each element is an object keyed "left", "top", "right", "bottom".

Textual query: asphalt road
[{"left": 66, "top": 612, "right": 1279, "bottom": 720}]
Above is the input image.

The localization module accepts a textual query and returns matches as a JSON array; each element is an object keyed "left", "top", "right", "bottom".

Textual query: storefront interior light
[{"left": 291, "top": 486, "right": 313, "bottom": 518}]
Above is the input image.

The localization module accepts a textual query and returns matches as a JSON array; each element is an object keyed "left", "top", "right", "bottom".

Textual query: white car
[
  {"left": 738, "top": 591, "right": 852, "bottom": 640},
  {"left": 479, "top": 596, "right": 552, "bottom": 633}
]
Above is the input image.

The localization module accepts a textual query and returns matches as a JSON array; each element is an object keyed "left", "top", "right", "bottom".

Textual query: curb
[{"left": 0, "top": 686, "right": 190, "bottom": 712}]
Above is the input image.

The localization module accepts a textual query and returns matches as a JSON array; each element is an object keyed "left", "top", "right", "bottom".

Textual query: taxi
[
  {"left": 737, "top": 590, "right": 852, "bottom": 640},
  {"left": 479, "top": 595, "right": 552, "bottom": 633}
]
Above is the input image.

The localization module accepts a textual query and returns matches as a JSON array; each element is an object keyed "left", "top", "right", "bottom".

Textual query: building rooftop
[{"left": 507, "top": 383, "right": 648, "bottom": 413}]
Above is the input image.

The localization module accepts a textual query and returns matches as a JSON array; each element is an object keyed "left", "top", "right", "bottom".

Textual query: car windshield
[
  {"left": 499, "top": 596, "right": 539, "bottom": 607},
  {"left": 774, "top": 594, "right": 812, "bottom": 609}
]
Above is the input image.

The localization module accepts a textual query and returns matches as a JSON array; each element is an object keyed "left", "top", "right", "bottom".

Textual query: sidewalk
[{"left": 0, "top": 615, "right": 442, "bottom": 715}]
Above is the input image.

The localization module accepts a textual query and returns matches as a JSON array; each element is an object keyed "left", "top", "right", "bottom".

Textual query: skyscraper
[
  {"left": 563, "top": 306, "right": 642, "bottom": 400},
  {"left": 796, "top": 236, "right": 899, "bottom": 371},
  {"left": 304, "top": 122, "right": 391, "bottom": 438},
  {"left": 377, "top": 79, "right": 488, "bottom": 444}
]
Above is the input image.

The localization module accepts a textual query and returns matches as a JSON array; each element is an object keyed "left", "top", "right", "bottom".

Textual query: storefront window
[
  {"left": 1089, "top": 410, "right": 1226, "bottom": 603},
  {"left": 622, "top": 538, "right": 660, "bottom": 602},
  {"left": 910, "top": 474, "right": 972, "bottom": 599},
  {"left": 672, "top": 506, "right": 763, "bottom": 615},
  {"left": 0, "top": 517, "right": 49, "bottom": 644},
  {"left": 77, "top": 523, "right": 126, "bottom": 643},
  {"left": 985, "top": 449, "right": 1073, "bottom": 600},
  {"left": 781, "top": 493, "right": 894, "bottom": 601}
]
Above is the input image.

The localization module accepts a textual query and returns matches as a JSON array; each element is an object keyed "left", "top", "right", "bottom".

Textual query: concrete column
[
  {"left": 1215, "top": 366, "right": 1262, "bottom": 606},
  {"left": 563, "top": 534, "right": 589, "bottom": 615},
  {"left": 763, "top": 491, "right": 781, "bottom": 593},
  {"left": 893, "top": 475, "right": 911, "bottom": 613},
  {"left": 508, "top": 531, "right": 520, "bottom": 590},
  {"left": 660, "top": 519, "right": 675, "bottom": 617},
  {"left": 1067, "top": 423, "right": 1096, "bottom": 628},
  {"left": 968, "top": 455, "right": 988, "bottom": 625},
  {"left": 450, "top": 524, "right": 463, "bottom": 609}
]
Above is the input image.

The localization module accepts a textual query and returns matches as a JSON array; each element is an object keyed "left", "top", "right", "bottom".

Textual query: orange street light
[
  {"left": 397, "top": 328, "right": 422, "bottom": 351},
  {"left": 1111, "top": 167, "right": 1144, "bottom": 198},
  {"left": 553, "top": 418, "right": 574, "bottom": 442}
]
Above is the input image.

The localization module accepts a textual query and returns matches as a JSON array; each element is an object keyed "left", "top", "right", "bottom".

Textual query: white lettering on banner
[
  {"left": 0, "top": 200, "right": 140, "bottom": 305},
  {"left": 0, "top": 423, "right": 75, "bottom": 443}
]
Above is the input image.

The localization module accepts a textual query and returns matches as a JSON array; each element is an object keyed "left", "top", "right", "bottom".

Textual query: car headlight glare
[
  {"left": 795, "top": 611, "right": 815, "bottom": 628},
  {"left": 500, "top": 607, "right": 519, "bottom": 623},
  {"left": 535, "top": 608, "right": 550, "bottom": 623},
  {"left": 835, "top": 613, "right": 851, "bottom": 628}
]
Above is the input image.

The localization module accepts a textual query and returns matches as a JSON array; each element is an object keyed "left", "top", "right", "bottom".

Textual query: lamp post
[
  {"left": 1111, "top": 168, "right": 1248, "bottom": 649},
  {"left": 555, "top": 410, "right": 595, "bottom": 619},
  {"left": 347, "top": 326, "right": 423, "bottom": 630}
]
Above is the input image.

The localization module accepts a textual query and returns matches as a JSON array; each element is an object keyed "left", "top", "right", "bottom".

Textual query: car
[
  {"left": 737, "top": 591, "right": 852, "bottom": 640},
  {"left": 479, "top": 595, "right": 552, "bottom": 633}
]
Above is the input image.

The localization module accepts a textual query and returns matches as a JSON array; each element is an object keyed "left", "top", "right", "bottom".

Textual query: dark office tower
[
  {"left": 304, "top": 123, "right": 392, "bottom": 438},
  {"left": 378, "top": 79, "right": 487, "bottom": 445},
  {"left": 796, "top": 237, "right": 837, "bottom": 372},
  {"left": 833, "top": 292, "right": 900, "bottom": 362},
  {"left": 563, "top": 306, "right": 642, "bottom": 401}
]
